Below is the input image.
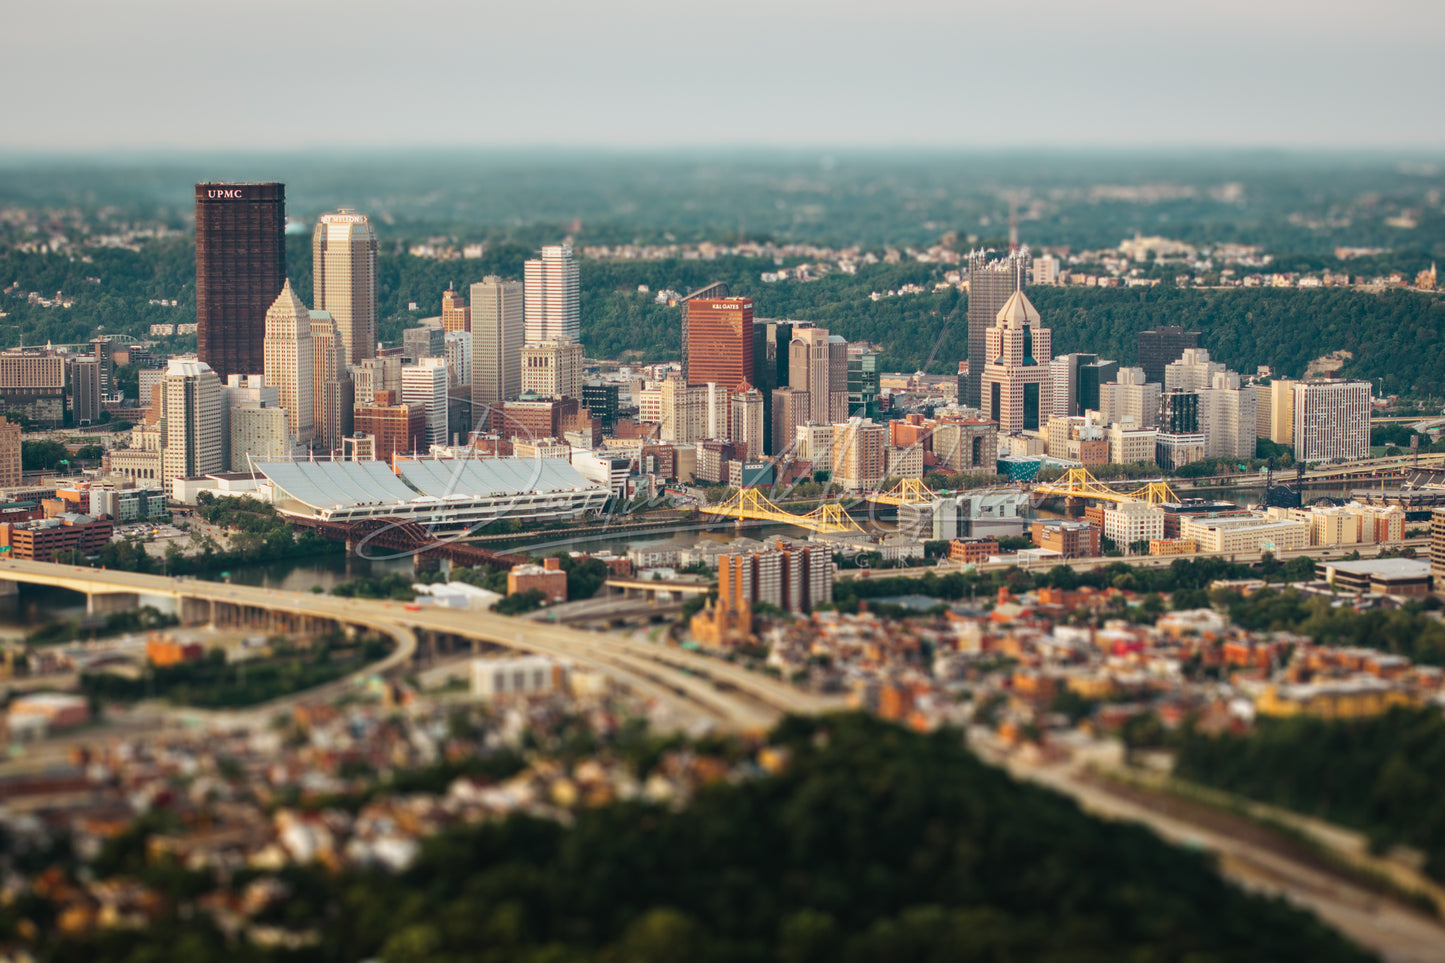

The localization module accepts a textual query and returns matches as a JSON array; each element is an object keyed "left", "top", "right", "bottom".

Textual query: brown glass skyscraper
[{"left": 195, "top": 182, "right": 286, "bottom": 381}]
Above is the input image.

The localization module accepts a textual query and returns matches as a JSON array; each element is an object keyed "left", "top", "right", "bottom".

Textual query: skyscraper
[
  {"left": 161, "top": 357, "right": 223, "bottom": 486},
  {"left": 441, "top": 286, "right": 470, "bottom": 333},
  {"left": 524, "top": 245, "right": 580, "bottom": 343},
  {"left": 1137, "top": 325, "right": 1202, "bottom": 385},
  {"left": 981, "top": 288, "right": 1053, "bottom": 433},
  {"left": 310, "top": 310, "right": 353, "bottom": 454},
  {"left": 685, "top": 297, "right": 755, "bottom": 391},
  {"left": 751, "top": 319, "right": 793, "bottom": 454},
  {"left": 471, "top": 276, "right": 524, "bottom": 431},
  {"left": 788, "top": 326, "right": 848, "bottom": 427},
  {"left": 263, "top": 280, "right": 314, "bottom": 445},
  {"left": 312, "top": 209, "right": 379, "bottom": 367},
  {"left": 965, "top": 247, "right": 1031, "bottom": 408},
  {"left": 1292, "top": 380, "right": 1370, "bottom": 463},
  {"left": 402, "top": 358, "right": 449, "bottom": 448},
  {"left": 195, "top": 182, "right": 286, "bottom": 381}
]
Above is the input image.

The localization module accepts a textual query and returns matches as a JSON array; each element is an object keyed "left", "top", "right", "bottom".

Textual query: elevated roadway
[{"left": 0, "top": 559, "right": 840, "bottom": 732}]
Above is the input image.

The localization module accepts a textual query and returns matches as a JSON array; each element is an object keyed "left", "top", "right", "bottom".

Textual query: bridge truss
[
  {"left": 699, "top": 488, "right": 864, "bottom": 535},
  {"left": 1031, "top": 467, "right": 1180, "bottom": 506},
  {"left": 864, "top": 477, "right": 935, "bottom": 506}
]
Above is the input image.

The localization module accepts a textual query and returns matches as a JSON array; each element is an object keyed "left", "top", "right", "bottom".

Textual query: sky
[{"left": 3, "top": 0, "right": 1443, "bottom": 153}]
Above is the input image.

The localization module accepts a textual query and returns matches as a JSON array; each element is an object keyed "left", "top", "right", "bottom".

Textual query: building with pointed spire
[
  {"left": 981, "top": 287, "right": 1052, "bottom": 433},
  {"left": 965, "top": 247, "right": 1031, "bottom": 408},
  {"left": 263, "top": 280, "right": 314, "bottom": 445}
]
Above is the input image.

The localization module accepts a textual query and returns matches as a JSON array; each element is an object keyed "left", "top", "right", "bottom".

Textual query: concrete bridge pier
[
  {"left": 87, "top": 591, "right": 139, "bottom": 616},
  {"left": 179, "top": 596, "right": 214, "bottom": 626},
  {"left": 0, "top": 578, "right": 16, "bottom": 600}
]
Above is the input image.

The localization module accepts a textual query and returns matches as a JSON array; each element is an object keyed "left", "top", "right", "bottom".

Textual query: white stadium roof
[
  {"left": 396, "top": 457, "right": 592, "bottom": 499},
  {"left": 253, "top": 457, "right": 609, "bottom": 525},
  {"left": 256, "top": 460, "right": 419, "bottom": 512}
]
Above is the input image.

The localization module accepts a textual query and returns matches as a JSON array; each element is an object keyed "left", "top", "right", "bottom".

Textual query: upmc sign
[{"left": 206, "top": 188, "right": 245, "bottom": 199}]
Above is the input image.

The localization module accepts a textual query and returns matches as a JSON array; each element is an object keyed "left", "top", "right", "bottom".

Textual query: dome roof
[{"left": 995, "top": 289, "right": 1041, "bottom": 325}]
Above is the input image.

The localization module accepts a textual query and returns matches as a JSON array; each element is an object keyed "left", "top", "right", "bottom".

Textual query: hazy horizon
[{"left": 3, "top": 0, "right": 1442, "bottom": 152}]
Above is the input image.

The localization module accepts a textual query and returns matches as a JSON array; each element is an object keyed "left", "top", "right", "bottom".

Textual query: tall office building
[
  {"left": 223, "top": 374, "right": 290, "bottom": 471},
  {"left": 770, "top": 386, "right": 810, "bottom": 458},
  {"left": 524, "top": 245, "right": 580, "bottom": 343},
  {"left": 752, "top": 319, "right": 793, "bottom": 454},
  {"left": 831, "top": 418, "right": 886, "bottom": 490},
  {"left": 263, "top": 280, "right": 314, "bottom": 445},
  {"left": 0, "top": 417, "right": 20, "bottom": 488},
  {"left": 659, "top": 375, "right": 705, "bottom": 444},
  {"left": 1100, "top": 368, "right": 1161, "bottom": 429},
  {"left": 471, "top": 276, "right": 525, "bottom": 431},
  {"left": 1293, "top": 380, "right": 1370, "bottom": 463},
  {"left": 1198, "top": 372, "right": 1258, "bottom": 460},
  {"left": 965, "top": 247, "right": 1031, "bottom": 408},
  {"left": 195, "top": 182, "right": 286, "bottom": 381},
  {"left": 444, "top": 331, "right": 472, "bottom": 387},
  {"left": 1164, "top": 348, "right": 1225, "bottom": 392},
  {"left": 69, "top": 356, "right": 101, "bottom": 426},
  {"left": 160, "top": 357, "right": 223, "bottom": 486},
  {"left": 310, "top": 310, "right": 354, "bottom": 454},
  {"left": 1137, "top": 325, "right": 1201, "bottom": 385},
  {"left": 402, "top": 358, "right": 449, "bottom": 448},
  {"left": 90, "top": 337, "right": 115, "bottom": 393},
  {"left": 788, "top": 326, "right": 848, "bottom": 427},
  {"left": 847, "top": 347, "right": 879, "bottom": 421},
  {"left": 521, "top": 339, "right": 584, "bottom": 400},
  {"left": 441, "top": 286, "right": 470, "bottom": 333},
  {"left": 731, "top": 386, "right": 765, "bottom": 461},
  {"left": 312, "top": 209, "right": 379, "bottom": 366},
  {"left": 685, "top": 297, "right": 755, "bottom": 391},
  {"left": 1268, "top": 379, "right": 1298, "bottom": 446},
  {"left": 981, "top": 289, "right": 1053, "bottom": 433}
]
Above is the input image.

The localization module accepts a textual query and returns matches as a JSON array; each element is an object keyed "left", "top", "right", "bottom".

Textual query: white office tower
[
  {"left": 704, "top": 382, "right": 730, "bottom": 439},
  {"left": 1293, "top": 380, "right": 1370, "bottom": 463},
  {"left": 524, "top": 245, "right": 580, "bottom": 343},
  {"left": 471, "top": 276, "right": 524, "bottom": 431},
  {"left": 224, "top": 374, "right": 291, "bottom": 471},
  {"left": 1164, "top": 348, "right": 1226, "bottom": 392},
  {"left": 520, "top": 338, "right": 583, "bottom": 400},
  {"left": 402, "top": 358, "right": 449, "bottom": 448},
  {"left": 312, "top": 209, "right": 379, "bottom": 366},
  {"left": 161, "top": 357, "right": 223, "bottom": 486},
  {"left": 444, "top": 330, "right": 472, "bottom": 387},
  {"left": 1100, "top": 367, "right": 1161, "bottom": 429},
  {"left": 263, "top": 280, "right": 314, "bottom": 445},
  {"left": 310, "top": 310, "right": 353, "bottom": 454},
  {"left": 1198, "top": 371, "right": 1258, "bottom": 460}
]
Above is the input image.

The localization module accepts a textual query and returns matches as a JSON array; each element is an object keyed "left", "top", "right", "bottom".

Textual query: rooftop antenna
[{"left": 1008, "top": 197, "right": 1019, "bottom": 255}]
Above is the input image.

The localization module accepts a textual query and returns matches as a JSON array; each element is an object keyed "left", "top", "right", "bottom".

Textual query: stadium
[{"left": 254, "top": 457, "right": 609, "bottom": 529}]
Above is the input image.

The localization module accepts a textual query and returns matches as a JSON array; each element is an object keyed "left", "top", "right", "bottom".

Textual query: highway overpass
[{"left": 0, "top": 559, "right": 840, "bottom": 731}]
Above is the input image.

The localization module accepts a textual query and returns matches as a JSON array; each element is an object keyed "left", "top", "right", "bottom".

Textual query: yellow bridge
[
  {"left": 1031, "top": 467, "right": 1181, "bottom": 506},
  {"left": 864, "top": 477, "right": 935, "bottom": 506},
  {"left": 700, "top": 488, "right": 864, "bottom": 535}
]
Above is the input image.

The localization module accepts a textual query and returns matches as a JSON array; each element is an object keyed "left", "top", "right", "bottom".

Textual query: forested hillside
[{"left": 3, "top": 241, "right": 1441, "bottom": 394}]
